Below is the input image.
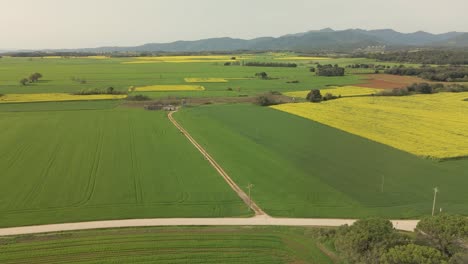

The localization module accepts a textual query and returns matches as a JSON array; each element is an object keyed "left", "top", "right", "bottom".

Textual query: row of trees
[
  {"left": 72, "top": 87, "right": 126, "bottom": 95},
  {"left": 327, "top": 214, "right": 468, "bottom": 264},
  {"left": 363, "top": 50, "right": 468, "bottom": 65},
  {"left": 316, "top": 64, "right": 345, "bottom": 76},
  {"left": 19, "top": 72, "right": 43, "bottom": 85},
  {"left": 385, "top": 65, "right": 468, "bottom": 82},
  {"left": 346, "top": 63, "right": 390, "bottom": 69},
  {"left": 379, "top": 83, "right": 468, "bottom": 96},
  {"left": 245, "top": 61, "right": 297, "bottom": 67}
]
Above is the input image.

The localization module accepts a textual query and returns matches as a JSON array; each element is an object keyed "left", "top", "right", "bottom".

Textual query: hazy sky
[{"left": 1, "top": 0, "right": 467, "bottom": 49}]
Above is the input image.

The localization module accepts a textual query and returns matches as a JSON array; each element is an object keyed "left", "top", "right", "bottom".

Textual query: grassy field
[
  {"left": 0, "top": 93, "right": 126, "bottom": 103},
  {"left": 273, "top": 92, "right": 468, "bottom": 159},
  {"left": 175, "top": 104, "right": 468, "bottom": 218},
  {"left": 0, "top": 103, "right": 249, "bottom": 228},
  {"left": 0, "top": 226, "right": 333, "bottom": 264}
]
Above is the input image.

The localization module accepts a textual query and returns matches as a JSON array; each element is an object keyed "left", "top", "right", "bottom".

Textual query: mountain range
[{"left": 9, "top": 28, "right": 468, "bottom": 53}]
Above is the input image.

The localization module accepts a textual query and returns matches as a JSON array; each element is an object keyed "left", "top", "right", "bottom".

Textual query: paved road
[{"left": 0, "top": 216, "right": 419, "bottom": 236}]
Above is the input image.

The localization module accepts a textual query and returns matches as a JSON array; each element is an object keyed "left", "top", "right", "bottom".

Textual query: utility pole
[
  {"left": 432, "top": 187, "right": 439, "bottom": 216},
  {"left": 381, "top": 175, "right": 385, "bottom": 193},
  {"left": 246, "top": 183, "right": 254, "bottom": 211}
]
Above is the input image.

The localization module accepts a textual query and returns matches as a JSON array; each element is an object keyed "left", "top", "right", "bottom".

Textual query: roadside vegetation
[{"left": 319, "top": 214, "right": 468, "bottom": 264}]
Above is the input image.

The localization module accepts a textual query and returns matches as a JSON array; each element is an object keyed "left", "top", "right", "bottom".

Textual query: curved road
[
  {"left": 0, "top": 216, "right": 418, "bottom": 236},
  {"left": 0, "top": 110, "right": 419, "bottom": 237}
]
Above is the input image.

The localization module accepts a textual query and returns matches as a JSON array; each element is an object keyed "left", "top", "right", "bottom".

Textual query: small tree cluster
[
  {"left": 255, "top": 72, "right": 269, "bottom": 79},
  {"left": 19, "top": 72, "right": 42, "bottom": 85},
  {"left": 306, "top": 89, "right": 322, "bottom": 102},
  {"left": 329, "top": 215, "right": 467, "bottom": 264},
  {"left": 316, "top": 64, "right": 345, "bottom": 76}
]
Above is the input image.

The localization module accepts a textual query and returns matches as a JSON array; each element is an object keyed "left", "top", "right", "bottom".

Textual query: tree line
[
  {"left": 244, "top": 62, "right": 297, "bottom": 67},
  {"left": 360, "top": 50, "right": 468, "bottom": 65},
  {"left": 385, "top": 65, "right": 468, "bottom": 82}
]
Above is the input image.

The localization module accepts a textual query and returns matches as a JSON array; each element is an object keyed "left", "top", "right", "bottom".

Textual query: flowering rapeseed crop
[
  {"left": 272, "top": 92, "right": 468, "bottom": 159},
  {"left": 285, "top": 86, "right": 382, "bottom": 98}
]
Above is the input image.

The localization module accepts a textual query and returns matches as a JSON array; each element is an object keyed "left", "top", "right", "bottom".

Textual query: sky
[{"left": 1, "top": 0, "right": 467, "bottom": 50}]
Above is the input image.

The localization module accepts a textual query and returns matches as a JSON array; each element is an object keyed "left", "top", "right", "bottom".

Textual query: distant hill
[{"left": 7, "top": 28, "right": 468, "bottom": 54}]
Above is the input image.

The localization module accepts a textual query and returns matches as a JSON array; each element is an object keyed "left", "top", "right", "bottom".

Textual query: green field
[
  {"left": 0, "top": 56, "right": 363, "bottom": 98},
  {"left": 0, "top": 103, "right": 249, "bottom": 228},
  {"left": 175, "top": 104, "right": 468, "bottom": 218},
  {"left": 0, "top": 226, "right": 333, "bottom": 264}
]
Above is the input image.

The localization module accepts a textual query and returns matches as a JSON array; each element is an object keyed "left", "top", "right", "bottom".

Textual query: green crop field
[
  {"left": 0, "top": 103, "right": 249, "bottom": 228},
  {"left": 0, "top": 55, "right": 363, "bottom": 98},
  {"left": 174, "top": 104, "right": 468, "bottom": 218},
  {"left": 0, "top": 226, "right": 333, "bottom": 264}
]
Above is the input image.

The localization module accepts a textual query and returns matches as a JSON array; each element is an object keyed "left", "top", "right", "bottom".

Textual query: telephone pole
[
  {"left": 246, "top": 183, "right": 254, "bottom": 211},
  {"left": 432, "top": 187, "right": 439, "bottom": 216},
  {"left": 381, "top": 175, "right": 385, "bottom": 193}
]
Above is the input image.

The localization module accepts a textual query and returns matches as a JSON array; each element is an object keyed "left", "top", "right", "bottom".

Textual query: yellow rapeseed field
[
  {"left": 285, "top": 86, "right": 382, "bottom": 98},
  {"left": 0, "top": 93, "right": 127, "bottom": 103},
  {"left": 184, "top": 78, "right": 228, "bottom": 83},
  {"left": 132, "top": 85, "right": 205, "bottom": 92},
  {"left": 271, "top": 92, "right": 468, "bottom": 159}
]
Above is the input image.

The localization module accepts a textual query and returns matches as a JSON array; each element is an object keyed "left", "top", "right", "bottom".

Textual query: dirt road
[
  {"left": 0, "top": 216, "right": 418, "bottom": 236},
  {"left": 168, "top": 110, "right": 265, "bottom": 215}
]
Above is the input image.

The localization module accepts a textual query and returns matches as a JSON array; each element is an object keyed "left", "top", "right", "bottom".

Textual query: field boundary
[{"left": 168, "top": 110, "right": 266, "bottom": 216}]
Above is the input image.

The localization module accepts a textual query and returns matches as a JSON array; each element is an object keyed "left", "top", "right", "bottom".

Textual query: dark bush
[
  {"left": 245, "top": 62, "right": 297, "bottom": 68},
  {"left": 126, "top": 94, "right": 150, "bottom": 101},
  {"left": 306, "top": 89, "right": 323, "bottom": 102},
  {"left": 256, "top": 94, "right": 283, "bottom": 106},
  {"left": 322, "top": 93, "right": 339, "bottom": 101}
]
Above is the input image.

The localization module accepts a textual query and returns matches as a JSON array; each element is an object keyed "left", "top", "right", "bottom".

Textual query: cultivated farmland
[
  {"left": 132, "top": 85, "right": 205, "bottom": 92},
  {"left": 0, "top": 106, "right": 248, "bottom": 227},
  {"left": 0, "top": 226, "right": 333, "bottom": 264},
  {"left": 175, "top": 104, "right": 468, "bottom": 218},
  {"left": 0, "top": 93, "right": 126, "bottom": 103},
  {"left": 272, "top": 92, "right": 468, "bottom": 159},
  {"left": 285, "top": 86, "right": 381, "bottom": 98}
]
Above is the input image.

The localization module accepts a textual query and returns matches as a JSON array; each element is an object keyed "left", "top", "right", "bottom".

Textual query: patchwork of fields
[
  {"left": 0, "top": 53, "right": 467, "bottom": 227},
  {"left": 175, "top": 104, "right": 468, "bottom": 218},
  {"left": 272, "top": 92, "right": 468, "bottom": 159},
  {"left": 0, "top": 105, "right": 248, "bottom": 227}
]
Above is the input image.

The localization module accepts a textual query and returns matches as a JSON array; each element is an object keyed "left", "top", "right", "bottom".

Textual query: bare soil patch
[{"left": 359, "top": 74, "right": 435, "bottom": 89}]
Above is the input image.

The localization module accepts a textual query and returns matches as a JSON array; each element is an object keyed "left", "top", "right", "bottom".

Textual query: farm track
[
  {"left": 167, "top": 110, "right": 266, "bottom": 216},
  {"left": 0, "top": 216, "right": 418, "bottom": 236}
]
